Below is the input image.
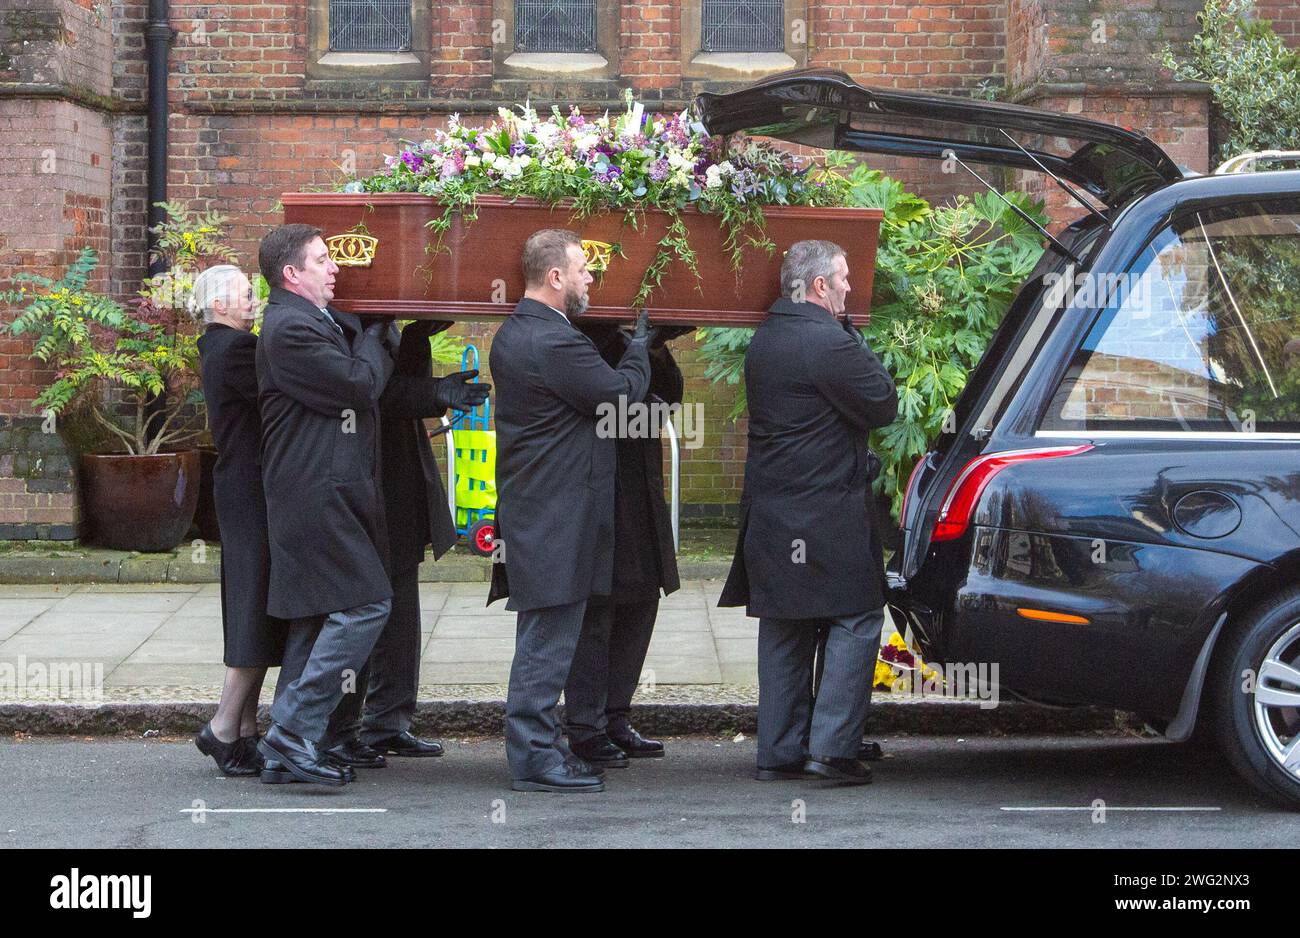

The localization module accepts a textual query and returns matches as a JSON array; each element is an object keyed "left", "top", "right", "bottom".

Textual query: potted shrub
[{"left": 0, "top": 205, "right": 232, "bottom": 551}]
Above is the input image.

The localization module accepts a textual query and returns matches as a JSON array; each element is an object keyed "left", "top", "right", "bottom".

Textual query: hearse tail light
[{"left": 931, "top": 445, "right": 1093, "bottom": 542}]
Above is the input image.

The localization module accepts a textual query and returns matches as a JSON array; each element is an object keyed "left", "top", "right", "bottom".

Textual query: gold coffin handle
[{"left": 326, "top": 233, "right": 378, "bottom": 267}]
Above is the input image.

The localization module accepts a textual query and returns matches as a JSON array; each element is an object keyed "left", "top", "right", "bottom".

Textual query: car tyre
[{"left": 1210, "top": 587, "right": 1300, "bottom": 809}]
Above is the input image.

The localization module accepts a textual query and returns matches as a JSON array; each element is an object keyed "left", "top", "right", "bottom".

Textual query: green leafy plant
[
  {"left": 1159, "top": 0, "right": 1300, "bottom": 161},
  {"left": 0, "top": 203, "right": 245, "bottom": 455},
  {"left": 696, "top": 161, "right": 1048, "bottom": 520},
  {"left": 1, "top": 247, "right": 202, "bottom": 454}
]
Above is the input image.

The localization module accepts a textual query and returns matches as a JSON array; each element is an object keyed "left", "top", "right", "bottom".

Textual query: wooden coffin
[{"left": 281, "top": 193, "right": 883, "bottom": 327}]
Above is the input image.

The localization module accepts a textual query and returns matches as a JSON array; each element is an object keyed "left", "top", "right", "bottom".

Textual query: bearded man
[{"left": 488, "top": 228, "right": 652, "bottom": 793}]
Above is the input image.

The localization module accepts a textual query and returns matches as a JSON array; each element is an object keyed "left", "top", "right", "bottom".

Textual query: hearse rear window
[{"left": 1043, "top": 200, "right": 1300, "bottom": 433}]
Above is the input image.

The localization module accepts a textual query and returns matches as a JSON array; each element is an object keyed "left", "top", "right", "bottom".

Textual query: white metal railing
[{"left": 1214, "top": 150, "right": 1300, "bottom": 174}]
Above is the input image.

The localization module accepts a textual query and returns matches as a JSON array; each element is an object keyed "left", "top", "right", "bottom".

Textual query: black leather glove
[
  {"left": 840, "top": 313, "right": 867, "bottom": 349},
  {"left": 649, "top": 325, "right": 694, "bottom": 349},
  {"left": 362, "top": 318, "right": 401, "bottom": 351},
  {"left": 630, "top": 309, "right": 651, "bottom": 344},
  {"left": 434, "top": 369, "right": 491, "bottom": 413}
]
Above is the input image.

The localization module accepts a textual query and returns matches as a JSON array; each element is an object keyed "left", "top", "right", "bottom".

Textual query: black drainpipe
[
  {"left": 145, "top": 0, "right": 172, "bottom": 278},
  {"left": 144, "top": 0, "right": 173, "bottom": 444}
]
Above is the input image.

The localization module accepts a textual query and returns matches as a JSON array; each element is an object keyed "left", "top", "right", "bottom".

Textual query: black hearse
[{"left": 697, "top": 69, "right": 1300, "bottom": 807}]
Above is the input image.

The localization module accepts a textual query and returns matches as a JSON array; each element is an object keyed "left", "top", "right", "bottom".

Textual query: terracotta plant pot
[
  {"left": 282, "top": 193, "right": 883, "bottom": 327},
  {"left": 81, "top": 450, "right": 201, "bottom": 552}
]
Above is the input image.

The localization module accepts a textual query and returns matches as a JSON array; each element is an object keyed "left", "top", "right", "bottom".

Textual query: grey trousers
[
  {"left": 270, "top": 598, "right": 391, "bottom": 744},
  {"left": 326, "top": 565, "right": 422, "bottom": 748},
  {"left": 505, "top": 598, "right": 587, "bottom": 780},
  {"left": 756, "top": 608, "right": 885, "bottom": 767},
  {"left": 564, "top": 597, "right": 659, "bottom": 744}
]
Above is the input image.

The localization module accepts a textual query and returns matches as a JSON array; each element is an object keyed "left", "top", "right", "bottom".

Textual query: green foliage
[
  {"left": 696, "top": 159, "right": 1048, "bottom": 520},
  {"left": 0, "top": 202, "right": 245, "bottom": 455},
  {"left": 1159, "top": 0, "right": 1300, "bottom": 160}
]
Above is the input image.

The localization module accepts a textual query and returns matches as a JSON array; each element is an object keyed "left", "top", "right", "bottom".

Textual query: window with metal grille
[
  {"left": 514, "top": 0, "right": 597, "bottom": 52},
  {"left": 701, "top": 0, "right": 784, "bottom": 52},
  {"left": 329, "top": 0, "right": 412, "bottom": 53}
]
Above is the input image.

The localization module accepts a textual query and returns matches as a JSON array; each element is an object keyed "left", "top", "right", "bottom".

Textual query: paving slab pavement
[{"left": 0, "top": 580, "right": 780, "bottom": 695}]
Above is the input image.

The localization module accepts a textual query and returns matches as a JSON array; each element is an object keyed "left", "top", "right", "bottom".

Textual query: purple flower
[
  {"left": 649, "top": 158, "right": 670, "bottom": 182},
  {"left": 509, "top": 140, "right": 527, "bottom": 157},
  {"left": 401, "top": 151, "right": 425, "bottom": 173}
]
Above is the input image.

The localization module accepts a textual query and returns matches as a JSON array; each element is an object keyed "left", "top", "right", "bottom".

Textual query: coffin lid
[{"left": 694, "top": 68, "right": 1186, "bottom": 209}]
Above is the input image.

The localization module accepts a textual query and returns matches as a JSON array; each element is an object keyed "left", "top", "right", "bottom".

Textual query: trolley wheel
[{"left": 467, "top": 518, "right": 496, "bottom": 557}]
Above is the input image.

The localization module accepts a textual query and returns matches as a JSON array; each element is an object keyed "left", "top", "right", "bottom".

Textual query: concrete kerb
[{"left": 0, "top": 698, "right": 1131, "bottom": 738}]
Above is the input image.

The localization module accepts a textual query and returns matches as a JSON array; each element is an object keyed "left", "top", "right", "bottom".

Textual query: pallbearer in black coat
[
  {"left": 253, "top": 224, "right": 397, "bottom": 787},
  {"left": 320, "top": 318, "right": 490, "bottom": 769},
  {"left": 719, "top": 240, "right": 898, "bottom": 786},
  {"left": 488, "top": 229, "right": 651, "bottom": 793},
  {"left": 563, "top": 321, "right": 688, "bottom": 766},
  {"left": 192, "top": 264, "right": 288, "bottom": 777}
]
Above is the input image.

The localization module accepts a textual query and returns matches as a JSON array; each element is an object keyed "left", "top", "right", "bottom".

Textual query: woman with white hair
[{"left": 191, "top": 264, "right": 287, "bottom": 776}]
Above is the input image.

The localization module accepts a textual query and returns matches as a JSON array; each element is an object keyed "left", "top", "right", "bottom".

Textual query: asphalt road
[{"left": 2, "top": 734, "right": 1296, "bottom": 848}]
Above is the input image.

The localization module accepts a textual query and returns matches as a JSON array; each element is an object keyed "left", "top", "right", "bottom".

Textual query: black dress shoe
[
  {"left": 564, "top": 752, "right": 605, "bottom": 778},
  {"left": 755, "top": 761, "right": 816, "bottom": 781},
  {"left": 512, "top": 761, "right": 605, "bottom": 793},
  {"left": 608, "top": 724, "right": 665, "bottom": 759},
  {"left": 370, "top": 730, "right": 444, "bottom": 757},
  {"left": 262, "top": 758, "right": 355, "bottom": 785},
  {"left": 859, "top": 740, "right": 884, "bottom": 762},
  {"left": 235, "top": 735, "right": 265, "bottom": 774},
  {"left": 257, "top": 724, "right": 350, "bottom": 787},
  {"left": 569, "top": 735, "right": 629, "bottom": 768},
  {"left": 195, "top": 723, "right": 260, "bottom": 777},
  {"left": 325, "top": 737, "right": 387, "bottom": 769},
  {"left": 805, "top": 756, "right": 873, "bottom": 785}
]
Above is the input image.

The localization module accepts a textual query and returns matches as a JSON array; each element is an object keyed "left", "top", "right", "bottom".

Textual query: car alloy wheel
[{"left": 1251, "top": 620, "right": 1300, "bottom": 781}]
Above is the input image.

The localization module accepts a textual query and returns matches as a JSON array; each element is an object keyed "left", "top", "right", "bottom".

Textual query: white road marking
[
  {"left": 180, "top": 808, "right": 387, "bottom": 814},
  {"left": 1000, "top": 806, "right": 1221, "bottom": 812}
]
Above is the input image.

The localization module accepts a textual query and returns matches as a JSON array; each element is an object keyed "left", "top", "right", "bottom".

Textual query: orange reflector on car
[{"left": 1016, "top": 608, "right": 1090, "bottom": 624}]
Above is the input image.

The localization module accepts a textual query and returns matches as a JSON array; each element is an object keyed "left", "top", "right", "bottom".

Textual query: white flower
[
  {"left": 718, "top": 160, "right": 736, "bottom": 176},
  {"left": 667, "top": 150, "right": 692, "bottom": 170},
  {"left": 705, "top": 164, "right": 724, "bottom": 188},
  {"left": 482, "top": 152, "right": 497, "bottom": 165},
  {"left": 464, "top": 154, "right": 480, "bottom": 168}
]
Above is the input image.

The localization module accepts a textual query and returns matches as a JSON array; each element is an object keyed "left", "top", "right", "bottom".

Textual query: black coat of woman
[{"left": 197, "top": 324, "right": 287, "bottom": 666}]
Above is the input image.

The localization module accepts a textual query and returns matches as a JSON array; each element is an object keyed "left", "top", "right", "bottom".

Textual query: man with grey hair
[
  {"left": 488, "top": 228, "right": 652, "bottom": 793},
  {"left": 719, "top": 238, "right": 898, "bottom": 786}
]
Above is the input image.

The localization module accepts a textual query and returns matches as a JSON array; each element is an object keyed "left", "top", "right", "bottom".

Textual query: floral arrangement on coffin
[
  {"left": 344, "top": 91, "right": 856, "bottom": 307},
  {"left": 874, "top": 631, "right": 943, "bottom": 692}
]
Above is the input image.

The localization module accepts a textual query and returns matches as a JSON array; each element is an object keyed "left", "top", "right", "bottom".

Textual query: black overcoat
[
  {"left": 196, "top": 324, "right": 287, "bottom": 666},
  {"left": 256, "top": 287, "right": 395, "bottom": 620},
  {"left": 486, "top": 298, "right": 651, "bottom": 612},
  {"left": 377, "top": 323, "right": 459, "bottom": 574},
  {"left": 718, "top": 297, "right": 898, "bottom": 619},
  {"left": 584, "top": 328, "right": 683, "bottom": 603}
]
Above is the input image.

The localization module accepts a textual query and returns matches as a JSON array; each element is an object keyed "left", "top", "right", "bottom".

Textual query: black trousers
[
  {"left": 563, "top": 596, "right": 659, "bottom": 744},
  {"left": 325, "top": 564, "right": 422, "bottom": 749}
]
